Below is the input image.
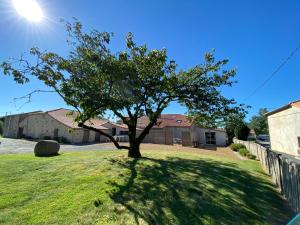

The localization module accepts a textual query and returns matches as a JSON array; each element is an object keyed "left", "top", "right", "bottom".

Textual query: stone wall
[
  {"left": 4, "top": 113, "right": 108, "bottom": 144},
  {"left": 143, "top": 127, "right": 174, "bottom": 145}
]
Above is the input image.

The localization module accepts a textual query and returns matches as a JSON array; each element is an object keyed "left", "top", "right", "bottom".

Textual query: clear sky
[{"left": 0, "top": 0, "right": 300, "bottom": 120}]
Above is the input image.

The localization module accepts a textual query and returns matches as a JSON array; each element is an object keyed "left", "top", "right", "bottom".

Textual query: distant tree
[
  {"left": 2, "top": 19, "right": 245, "bottom": 158},
  {"left": 224, "top": 113, "right": 247, "bottom": 144},
  {"left": 249, "top": 108, "right": 268, "bottom": 135},
  {"left": 234, "top": 122, "right": 250, "bottom": 141}
]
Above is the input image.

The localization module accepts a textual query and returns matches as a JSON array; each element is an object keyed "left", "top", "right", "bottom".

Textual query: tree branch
[
  {"left": 12, "top": 89, "right": 56, "bottom": 111},
  {"left": 78, "top": 122, "right": 130, "bottom": 150}
]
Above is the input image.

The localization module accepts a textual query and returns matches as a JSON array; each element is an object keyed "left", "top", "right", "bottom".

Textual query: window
[
  {"left": 205, "top": 132, "right": 216, "bottom": 145},
  {"left": 120, "top": 131, "right": 129, "bottom": 135}
]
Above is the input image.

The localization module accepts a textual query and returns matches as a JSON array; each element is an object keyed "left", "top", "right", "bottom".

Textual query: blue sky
[{"left": 0, "top": 0, "right": 300, "bottom": 120}]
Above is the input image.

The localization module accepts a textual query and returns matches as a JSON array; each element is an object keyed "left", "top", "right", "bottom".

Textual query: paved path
[
  {"left": 0, "top": 138, "right": 115, "bottom": 154},
  {"left": 0, "top": 138, "right": 237, "bottom": 160}
]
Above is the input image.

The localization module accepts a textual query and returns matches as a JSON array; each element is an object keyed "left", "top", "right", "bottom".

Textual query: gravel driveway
[{"left": 0, "top": 138, "right": 116, "bottom": 154}]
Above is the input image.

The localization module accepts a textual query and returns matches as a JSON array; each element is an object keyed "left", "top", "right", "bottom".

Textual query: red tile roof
[
  {"left": 137, "top": 114, "right": 192, "bottom": 128},
  {"left": 265, "top": 100, "right": 300, "bottom": 116},
  {"left": 135, "top": 114, "right": 226, "bottom": 132},
  {"left": 46, "top": 108, "right": 109, "bottom": 130}
]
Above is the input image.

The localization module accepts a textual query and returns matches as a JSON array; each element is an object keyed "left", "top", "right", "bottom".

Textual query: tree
[
  {"left": 249, "top": 108, "right": 268, "bottom": 135},
  {"left": 234, "top": 122, "right": 250, "bottom": 141},
  {"left": 2, "top": 19, "right": 244, "bottom": 158},
  {"left": 224, "top": 114, "right": 246, "bottom": 144}
]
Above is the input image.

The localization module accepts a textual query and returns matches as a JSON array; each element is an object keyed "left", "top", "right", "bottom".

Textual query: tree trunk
[
  {"left": 128, "top": 141, "right": 142, "bottom": 158},
  {"left": 127, "top": 120, "right": 142, "bottom": 158}
]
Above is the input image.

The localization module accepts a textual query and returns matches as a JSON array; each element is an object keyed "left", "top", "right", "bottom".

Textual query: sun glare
[{"left": 12, "top": 0, "right": 43, "bottom": 22}]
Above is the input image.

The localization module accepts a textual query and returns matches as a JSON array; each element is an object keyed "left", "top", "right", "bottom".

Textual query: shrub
[
  {"left": 230, "top": 143, "right": 246, "bottom": 151},
  {"left": 238, "top": 148, "right": 249, "bottom": 157},
  {"left": 238, "top": 148, "right": 256, "bottom": 160},
  {"left": 247, "top": 154, "right": 256, "bottom": 160}
]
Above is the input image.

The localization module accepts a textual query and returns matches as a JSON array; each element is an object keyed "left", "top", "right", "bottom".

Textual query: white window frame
[{"left": 205, "top": 132, "right": 216, "bottom": 145}]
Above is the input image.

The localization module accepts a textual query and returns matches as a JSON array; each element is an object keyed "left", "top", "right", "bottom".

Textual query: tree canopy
[
  {"left": 224, "top": 113, "right": 249, "bottom": 143},
  {"left": 249, "top": 108, "right": 269, "bottom": 135},
  {"left": 2, "top": 19, "right": 245, "bottom": 158}
]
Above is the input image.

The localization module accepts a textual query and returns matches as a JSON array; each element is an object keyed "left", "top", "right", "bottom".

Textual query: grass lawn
[{"left": 0, "top": 148, "right": 293, "bottom": 225}]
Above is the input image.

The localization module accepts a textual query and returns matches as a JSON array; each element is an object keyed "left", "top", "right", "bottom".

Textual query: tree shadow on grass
[{"left": 107, "top": 157, "right": 294, "bottom": 225}]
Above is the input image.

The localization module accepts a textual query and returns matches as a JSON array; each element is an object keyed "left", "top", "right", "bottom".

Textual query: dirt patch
[{"left": 101, "top": 142, "right": 239, "bottom": 160}]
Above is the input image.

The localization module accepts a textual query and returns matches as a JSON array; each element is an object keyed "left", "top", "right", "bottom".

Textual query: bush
[
  {"left": 247, "top": 154, "right": 256, "bottom": 160},
  {"left": 230, "top": 143, "right": 246, "bottom": 151},
  {"left": 238, "top": 148, "right": 256, "bottom": 160},
  {"left": 238, "top": 148, "right": 249, "bottom": 157}
]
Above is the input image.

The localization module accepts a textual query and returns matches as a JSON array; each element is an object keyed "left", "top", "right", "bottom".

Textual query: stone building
[
  {"left": 137, "top": 114, "right": 227, "bottom": 146},
  {"left": 3, "top": 109, "right": 227, "bottom": 146},
  {"left": 3, "top": 108, "right": 128, "bottom": 144}
]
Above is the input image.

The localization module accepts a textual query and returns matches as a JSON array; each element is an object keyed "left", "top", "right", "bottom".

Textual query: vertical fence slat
[{"left": 233, "top": 138, "right": 300, "bottom": 213}]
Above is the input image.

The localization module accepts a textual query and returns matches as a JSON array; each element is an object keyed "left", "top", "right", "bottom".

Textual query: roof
[
  {"left": 45, "top": 108, "right": 109, "bottom": 130},
  {"left": 4, "top": 110, "right": 43, "bottom": 117},
  {"left": 135, "top": 114, "right": 226, "bottom": 132},
  {"left": 265, "top": 100, "right": 300, "bottom": 116},
  {"left": 137, "top": 114, "right": 192, "bottom": 128}
]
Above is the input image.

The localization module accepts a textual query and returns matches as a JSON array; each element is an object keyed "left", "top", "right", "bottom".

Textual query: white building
[{"left": 266, "top": 100, "right": 300, "bottom": 156}]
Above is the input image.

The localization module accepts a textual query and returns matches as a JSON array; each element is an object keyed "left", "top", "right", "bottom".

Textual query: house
[
  {"left": 3, "top": 109, "right": 227, "bottom": 146},
  {"left": 3, "top": 108, "right": 129, "bottom": 144},
  {"left": 136, "top": 114, "right": 227, "bottom": 146},
  {"left": 266, "top": 100, "right": 300, "bottom": 156}
]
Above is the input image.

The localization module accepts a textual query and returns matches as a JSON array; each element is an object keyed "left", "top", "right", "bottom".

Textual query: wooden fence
[{"left": 234, "top": 138, "right": 300, "bottom": 213}]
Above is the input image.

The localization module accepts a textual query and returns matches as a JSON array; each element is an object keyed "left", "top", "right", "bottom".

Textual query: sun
[{"left": 12, "top": 0, "right": 43, "bottom": 22}]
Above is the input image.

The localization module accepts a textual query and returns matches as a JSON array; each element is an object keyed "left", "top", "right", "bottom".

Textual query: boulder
[{"left": 34, "top": 140, "right": 60, "bottom": 157}]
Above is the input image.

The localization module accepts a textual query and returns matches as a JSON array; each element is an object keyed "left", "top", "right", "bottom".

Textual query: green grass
[{"left": 0, "top": 150, "right": 293, "bottom": 225}]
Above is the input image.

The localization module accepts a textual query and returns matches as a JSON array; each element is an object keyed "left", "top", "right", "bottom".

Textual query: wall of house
[
  {"left": 142, "top": 127, "right": 173, "bottom": 144},
  {"left": 18, "top": 113, "right": 84, "bottom": 144},
  {"left": 3, "top": 115, "right": 20, "bottom": 137},
  {"left": 268, "top": 107, "right": 300, "bottom": 156},
  {"left": 171, "top": 127, "right": 190, "bottom": 139},
  {"left": 89, "top": 129, "right": 112, "bottom": 142},
  {"left": 101, "top": 122, "right": 128, "bottom": 136},
  {"left": 142, "top": 127, "right": 185, "bottom": 145},
  {"left": 4, "top": 113, "right": 109, "bottom": 144},
  {"left": 190, "top": 126, "right": 227, "bottom": 146}
]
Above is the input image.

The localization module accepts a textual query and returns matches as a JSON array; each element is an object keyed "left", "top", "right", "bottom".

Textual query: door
[
  {"left": 95, "top": 132, "right": 101, "bottom": 142},
  {"left": 82, "top": 130, "right": 90, "bottom": 143},
  {"left": 17, "top": 127, "right": 24, "bottom": 138},
  {"left": 53, "top": 129, "right": 59, "bottom": 140},
  {"left": 112, "top": 128, "right": 116, "bottom": 136}
]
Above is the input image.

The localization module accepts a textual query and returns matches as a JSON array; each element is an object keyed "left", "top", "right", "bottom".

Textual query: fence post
[{"left": 277, "top": 154, "right": 283, "bottom": 193}]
